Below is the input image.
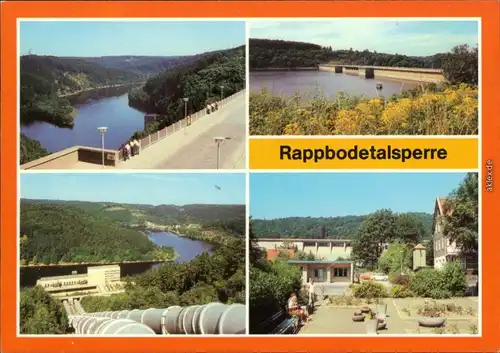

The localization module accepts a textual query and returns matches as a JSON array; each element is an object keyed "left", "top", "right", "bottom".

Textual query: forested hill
[
  {"left": 20, "top": 55, "right": 144, "bottom": 130},
  {"left": 20, "top": 202, "right": 158, "bottom": 264},
  {"left": 21, "top": 55, "right": 144, "bottom": 97},
  {"left": 83, "top": 55, "right": 197, "bottom": 76},
  {"left": 21, "top": 199, "right": 246, "bottom": 235},
  {"left": 251, "top": 212, "right": 433, "bottom": 239},
  {"left": 249, "top": 38, "right": 446, "bottom": 69},
  {"left": 127, "top": 45, "right": 245, "bottom": 139}
]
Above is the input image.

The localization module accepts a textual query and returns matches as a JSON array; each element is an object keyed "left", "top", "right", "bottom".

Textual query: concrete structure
[
  {"left": 412, "top": 243, "right": 427, "bottom": 271},
  {"left": 20, "top": 146, "right": 119, "bottom": 170},
  {"left": 36, "top": 265, "right": 125, "bottom": 300},
  {"left": 66, "top": 301, "right": 246, "bottom": 335},
  {"left": 319, "top": 64, "right": 445, "bottom": 83},
  {"left": 20, "top": 90, "right": 245, "bottom": 170},
  {"left": 288, "top": 260, "right": 355, "bottom": 284},
  {"left": 257, "top": 238, "right": 353, "bottom": 261},
  {"left": 432, "top": 197, "right": 478, "bottom": 271}
]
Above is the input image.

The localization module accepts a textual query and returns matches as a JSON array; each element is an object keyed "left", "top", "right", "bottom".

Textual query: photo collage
[{"left": 16, "top": 17, "right": 480, "bottom": 339}]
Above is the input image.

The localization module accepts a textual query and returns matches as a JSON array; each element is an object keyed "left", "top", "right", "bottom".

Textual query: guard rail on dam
[{"left": 65, "top": 300, "right": 246, "bottom": 335}]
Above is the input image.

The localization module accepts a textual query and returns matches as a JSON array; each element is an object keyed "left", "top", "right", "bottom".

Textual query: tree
[
  {"left": 442, "top": 44, "right": 478, "bottom": 85},
  {"left": 377, "top": 242, "right": 412, "bottom": 275},
  {"left": 352, "top": 209, "right": 397, "bottom": 269},
  {"left": 425, "top": 240, "right": 434, "bottom": 266},
  {"left": 20, "top": 286, "right": 68, "bottom": 334},
  {"left": 443, "top": 173, "right": 478, "bottom": 252},
  {"left": 395, "top": 213, "right": 425, "bottom": 244}
]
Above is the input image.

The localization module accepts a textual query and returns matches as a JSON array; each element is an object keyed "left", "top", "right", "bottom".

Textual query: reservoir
[
  {"left": 250, "top": 71, "right": 418, "bottom": 99},
  {"left": 21, "top": 85, "right": 144, "bottom": 153},
  {"left": 20, "top": 231, "right": 213, "bottom": 287},
  {"left": 148, "top": 231, "right": 214, "bottom": 263}
]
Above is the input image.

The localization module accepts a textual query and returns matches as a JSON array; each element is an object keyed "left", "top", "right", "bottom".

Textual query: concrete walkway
[
  {"left": 298, "top": 297, "right": 478, "bottom": 335},
  {"left": 298, "top": 299, "right": 408, "bottom": 335},
  {"left": 116, "top": 94, "right": 246, "bottom": 170}
]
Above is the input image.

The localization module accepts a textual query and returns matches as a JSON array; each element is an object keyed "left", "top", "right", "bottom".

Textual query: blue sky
[
  {"left": 20, "top": 21, "right": 245, "bottom": 56},
  {"left": 250, "top": 173, "right": 467, "bottom": 219},
  {"left": 21, "top": 173, "right": 246, "bottom": 205},
  {"left": 249, "top": 20, "right": 478, "bottom": 56}
]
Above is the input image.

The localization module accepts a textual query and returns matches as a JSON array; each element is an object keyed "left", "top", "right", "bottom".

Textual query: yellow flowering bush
[{"left": 249, "top": 84, "right": 478, "bottom": 135}]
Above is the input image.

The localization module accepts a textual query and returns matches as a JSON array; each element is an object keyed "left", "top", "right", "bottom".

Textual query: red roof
[{"left": 267, "top": 249, "right": 295, "bottom": 260}]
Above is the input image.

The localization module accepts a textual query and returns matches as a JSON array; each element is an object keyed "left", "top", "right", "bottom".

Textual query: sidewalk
[{"left": 116, "top": 94, "right": 246, "bottom": 169}]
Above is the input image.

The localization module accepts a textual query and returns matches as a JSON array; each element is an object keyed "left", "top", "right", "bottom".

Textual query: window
[
  {"left": 314, "top": 269, "right": 318, "bottom": 278},
  {"left": 333, "top": 267, "right": 348, "bottom": 277}
]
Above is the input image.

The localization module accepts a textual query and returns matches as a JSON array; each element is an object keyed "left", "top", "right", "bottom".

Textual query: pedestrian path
[{"left": 116, "top": 94, "right": 246, "bottom": 169}]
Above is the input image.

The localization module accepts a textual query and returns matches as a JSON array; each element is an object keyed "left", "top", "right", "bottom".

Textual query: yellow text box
[{"left": 249, "top": 138, "right": 478, "bottom": 170}]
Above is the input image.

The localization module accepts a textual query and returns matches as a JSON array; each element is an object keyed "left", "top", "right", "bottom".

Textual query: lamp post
[
  {"left": 213, "top": 136, "right": 231, "bottom": 169},
  {"left": 97, "top": 126, "right": 107, "bottom": 167},
  {"left": 182, "top": 97, "right": 189, "bottom": 134},
  {"left": 220, "top": 85, "right": 224, "bottom": 102}
]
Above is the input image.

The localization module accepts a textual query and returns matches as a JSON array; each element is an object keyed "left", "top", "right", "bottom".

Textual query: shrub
[
  {"left": 409, "top": 268, "right": 451, "bottom": 299},
  {"left": 351, "top": 280, "right": 388, "bottom": 299},
  {"left": 389, "top": 273, "right": 411, "bottom": 286},
  {"left": 391, "top": 284, "right": 414, "bottom": 298},
  {"left": 442, "top": 260, "right": 467, "bottom": 296}
]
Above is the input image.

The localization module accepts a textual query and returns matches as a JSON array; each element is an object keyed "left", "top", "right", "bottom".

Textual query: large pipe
[
  {"left": 161, "top": 306, "right": 183, "bottom": 334},
  {"left": 73, "top": 302, "right": 246, "bottom": 335},
  {"left": 182, "top": 305, "right": 200, "bottom": 334},
  {"left": 218, "top": 304, "right": 246, "bottom": 334},
  {"left": 140, "top": 308, "right": 166, "bottom": 334},
  {"left": 199, "top": 302, "right": 227, "bottom": 334}
]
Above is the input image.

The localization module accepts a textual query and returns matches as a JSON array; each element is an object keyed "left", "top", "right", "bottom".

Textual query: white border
[{"left": 16, "top": 17, "right": 482, "bottom": 339}]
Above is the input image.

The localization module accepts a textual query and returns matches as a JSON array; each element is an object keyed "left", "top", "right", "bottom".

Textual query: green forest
[
  {"left": 20, "top": 199, "right": 245, "bottom": 265},
  {"left": 20, "top": 55, "right": 143, "bottom": 128},
  {"left": 127, "top": 46, "right": 245, "bottom": 139},
  {"left": 251, "top": 212, "right": 433, "bottom": 240},
  {"left": 20, "top": 237, "right": 245, "bottom": 334},
  {"left": 250, "top": 38, "right": 446, "bottom": 70}
]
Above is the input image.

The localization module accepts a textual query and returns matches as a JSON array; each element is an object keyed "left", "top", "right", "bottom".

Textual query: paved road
[{"left": 117, "top": 93, "right": 246, "bottom": 170}]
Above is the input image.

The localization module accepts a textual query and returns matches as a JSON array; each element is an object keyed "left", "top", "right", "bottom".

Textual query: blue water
[
  {"left": 21, "top": 86, "right": 145, "bottom": 153},
  {"left": 148, "top": 231, "right": 214, "bottom": 263}
]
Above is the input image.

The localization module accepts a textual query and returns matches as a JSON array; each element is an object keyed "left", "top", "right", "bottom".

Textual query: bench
[{"left": 259, "top": 310, "right": 300, "bottom": 334}]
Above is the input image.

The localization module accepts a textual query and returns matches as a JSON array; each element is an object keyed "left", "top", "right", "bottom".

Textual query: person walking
[
  {"left": 130, "top": 140, "right": 135, "bottom": 157},
  {"left": 121, "top": 144, "right": 128, "bottom": 161},
  {"left": 133, "top": 139, "right": 140, "bottom": 155},
  {"left": 125, "top": 141, "right": 131, "bottom": 159},
  {"left": 307, "top": 278, "right": 315, "bottom": 309}
]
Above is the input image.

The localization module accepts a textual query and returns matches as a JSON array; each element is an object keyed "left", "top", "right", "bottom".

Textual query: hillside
[
  {"left": 20, "top": 55, "right": 144, "bottom": 129},
  {"left": 20, "top": 202, "right": 170, "bottom": 265},
  {"left": 251, "top": 212, "right": 433, "bottom": 239},
  {"left": 249, "top": 38, "right": 446, "bottom": 69},
  {"left": 83, "top": 55, "right": 197, "bottom": 76},
  {"left": 21, "top": 199, "right": 246, "bottom": 237},
  {"left": 127, "top": 45, "right": 246, "bottom": 139}
]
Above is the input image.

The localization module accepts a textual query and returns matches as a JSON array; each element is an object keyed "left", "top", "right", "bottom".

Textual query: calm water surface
[
  {"left": 20, "top": 231, "right": 213, "bottom": 287},
  {"left": 250, "top": 71, "right": 418, "bottom": 99},
  {"left": 21, "top": 85, "right": 145, "bottom": 153},
  {"left": 148, "top": 231, "right": 214, "bottom": 263}
]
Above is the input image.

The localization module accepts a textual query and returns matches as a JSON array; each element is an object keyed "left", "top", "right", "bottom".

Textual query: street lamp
[
  {"left": 182, "top": 97, "right": 189, "bottom": 134},
  {"left": 97, "top": 126, "right": 107, "bottom": 167},
  {"left": 213, "top": 136, "right": 231, "bottom": 169},
  {"left": 220, "top": 85, "right": 224, "bottom": 102}
]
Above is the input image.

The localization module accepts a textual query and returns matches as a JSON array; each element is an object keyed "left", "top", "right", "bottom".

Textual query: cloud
[{"left": 249, "top": 20, "right": 478, "bottom": 56}]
